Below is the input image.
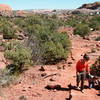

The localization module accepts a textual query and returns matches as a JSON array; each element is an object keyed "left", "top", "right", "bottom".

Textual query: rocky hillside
[
  {"left": 79, "top": 2, "right": 100, "bottom": 10},
  {"left": 0, "top": 4, "right": 12, "bottom": 16}
]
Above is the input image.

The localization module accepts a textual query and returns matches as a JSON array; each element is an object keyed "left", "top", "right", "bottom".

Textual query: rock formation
[
  {"left": 0, "top": 4, "right": 12, "bottom": 16},
  {"left": 79, "top": 2, "right": 100, "bottom": 10},
  {"left": 0, "top": 4, "right": 12, "bottom": 11}
]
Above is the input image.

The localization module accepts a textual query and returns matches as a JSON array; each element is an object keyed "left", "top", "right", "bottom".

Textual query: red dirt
[{"left": 0, "top": 32, "right": 100, "bottom": 100}]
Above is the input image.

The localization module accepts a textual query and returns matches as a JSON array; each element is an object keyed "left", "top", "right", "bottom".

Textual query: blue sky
[{"left": 0, "top": 0, "right": 99, "bottom": 10}]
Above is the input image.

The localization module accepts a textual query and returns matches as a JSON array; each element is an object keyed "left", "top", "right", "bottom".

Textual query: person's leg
[
  {"left": 89, "top": 82, "right": 93, "bottom": 88},
  {"left": 80, "top": 72, "right": 85, "bottom": 92},
  {"left": 76, "top": 73, "right": 80, "bottom": 88},
  {"left": 92, "top": 82, "right": 95, "bottom": 88}
]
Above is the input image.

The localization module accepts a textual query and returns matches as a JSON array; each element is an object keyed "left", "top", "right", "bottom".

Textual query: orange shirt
[{"left": 76, "top": 59, "right": 89, "bottom": 72}]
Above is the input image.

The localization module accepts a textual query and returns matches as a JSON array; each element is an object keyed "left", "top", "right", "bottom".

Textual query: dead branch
[{"left": 44, "top": 73, "right": 60, "bottom": 79}]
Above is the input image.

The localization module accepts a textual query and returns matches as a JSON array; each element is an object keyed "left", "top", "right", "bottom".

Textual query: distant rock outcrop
[
  {"left": 79, "top": 2, "right": 100, "bottom": 10},
  {"left": 0, "top": 4, "right": 12, "bottom": 16},
  {"left": 0, "top": 4, "right": 12, "bottom": 11},
  {"left": 15, "top": 10, "right": 27, "bottom": 17}
]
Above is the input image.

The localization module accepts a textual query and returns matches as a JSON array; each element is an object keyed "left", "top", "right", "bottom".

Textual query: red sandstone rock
[
  {"left": 0, "top": 4, "right": 12, "bottom": 11},
  {"left": 79, "top": 2, "right": 100, "bottom": 10}
]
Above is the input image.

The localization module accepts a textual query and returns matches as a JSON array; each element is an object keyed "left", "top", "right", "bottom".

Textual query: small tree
[
  {"left": 5, "top": 42, "right": 32, "bottom": 73},
  {"left": 41, "top": 32, "right": 71, "bottom": 64}
]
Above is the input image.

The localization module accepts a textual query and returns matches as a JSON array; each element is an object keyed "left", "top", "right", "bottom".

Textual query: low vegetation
[
  {"left": 90, "top": 56, "right": 100, "bottom": 77},
  {"left": 0, "top": 69, "right": 18, "bottom": 87},
  {"left": 0, "top": 14, "right": 71, "bottom": 67},
  {"left": 0, "top": 13, "right": 99, "bottom": 77},
  {"left": 89, "top": 15, "right": 100, "bottom": 30},
  {"left": 74, "top": 24, "right": 90, "bottom": 37},
  {"left": 65, "top": 14, "right": 100, "bottom": 37},
  {"left": 4, "top": 40, "right": 32, "bottom": 73},
  {"left": 12, "top": 15, "right": 71, "bottom": 64}
]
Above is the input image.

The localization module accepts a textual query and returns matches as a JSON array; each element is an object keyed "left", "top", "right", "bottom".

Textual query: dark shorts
[{"left": 76, "top": 71, "right": 86, "bottom": 83}]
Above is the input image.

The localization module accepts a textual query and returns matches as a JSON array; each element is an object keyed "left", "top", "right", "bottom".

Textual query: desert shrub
[
  {"left": 65, "top": 14, "right": 89, "bottom": 27},
  {"left": 89, "top": 21, "right": 100, "bottom": 30},
  {"left": 89, "top": 15, "right": 100, "bottom": 30},
  {"left": 74, "top": 24, "right": 90, "bottom": 37},
  {"left": 42, "top": 40, "right": 69, "bottom": 64},
  {"left": 90, "top": 56, "right": 100, "bottom": 77},
  {"left": 2, "top": 25, "right": 16, "bottom": 39},
  {"left": 0, "top": 17, "right": 17, "bottom": 39},
  {"left": 4, "top": 41, "right": 32, "bottom": 73},
  {"left": 65, "top": 18, "right": 78, "bottom": 27},
  {"left": 0, "top": 41, "right": 32, "bottom": 87},
  {"left": 16, "top": 15, "right": 71, "bottom": 64},
  {"left": 3, "top": 40, "right": 20, "bottom": 50},
  {"left": 0, "top": 69, "right": 18, "bottom": 87},
  {"left": 13, "top": 14, "right": 63, "bottom": 32},
  {"left": 27, "top": 31, "right": 71, "bottom": 64},
  {"left": 0, "top": 14, "right": 71, "bottom": 65},
  {"left": 10, "top": 14, "right": 71, "bottom": 64},
  {"left": 39, "top": 32, "right": 71, "bottom": 64}
]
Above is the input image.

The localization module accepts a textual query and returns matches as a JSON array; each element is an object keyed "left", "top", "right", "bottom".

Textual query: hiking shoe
[
  {"left": 81, "top": 90, "right": 84, "bottom": 93},
  {"left": 76, "top": 86, "right": 80, "bottom": 90}
]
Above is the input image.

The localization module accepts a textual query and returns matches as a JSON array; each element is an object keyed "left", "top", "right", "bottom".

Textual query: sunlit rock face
[
  {"left": 0, "top": 4, "right": 12, "bottom": 16},
  {"left": 0, "top": 4, "right": 12, "bottom": 11},
  {"left": 79, "top": 2, "right": 100, "bottom": 10}
]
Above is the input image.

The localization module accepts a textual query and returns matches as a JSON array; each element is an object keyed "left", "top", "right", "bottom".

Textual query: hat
[{"left": 83, "top": 54, "right": 90, "bottom": 61}]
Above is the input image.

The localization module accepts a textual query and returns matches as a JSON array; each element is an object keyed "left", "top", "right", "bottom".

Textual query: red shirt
[{"left": 76, "top": 59, "right": 89, "bottom": 72}]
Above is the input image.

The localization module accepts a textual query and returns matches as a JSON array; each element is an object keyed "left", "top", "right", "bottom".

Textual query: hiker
[{"left": 76, "top": 54, "right": 90, "bottom": 93}]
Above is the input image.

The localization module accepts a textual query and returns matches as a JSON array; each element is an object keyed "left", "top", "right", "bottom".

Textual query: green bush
[
  {"left": 0, "top": 68, "right": 18, "bottom": 87},
  {"left": 27, "top": 32, "right": 71, "bottom": 64},
  {"left": 42, "top": 40, "right": 69, "bottom": 64},
  {"left": 4, "top": 41, "right": 32, "bottom": 72},
  {"left": 0, "top": 14, "right": 71, "bottom": 65},
  {"left": 89, "top": 15, "right": 100, "bottom": 30},
  {"left": 89, "top": 21, "right": 100, "bottom": 30},
  {"left": 74, "top": 24, "right": 90, "bottom": 37},
  {"left": 3, "top": 40, "right": 24, "bottom": 51},
  {"left": 2, "top": 25, "right": 16, "bottom": 39},
  {"left": 16, "top": 15, "right": 71, "bottom": 64},
  {"left": 0, "top": 17, "right": 17, "bottom": 39},
  {"left": 65, "top": 14, "right": 89, "bottom": 27}
]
